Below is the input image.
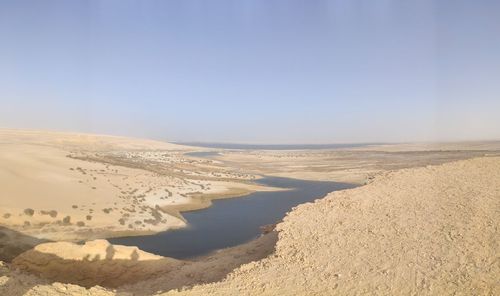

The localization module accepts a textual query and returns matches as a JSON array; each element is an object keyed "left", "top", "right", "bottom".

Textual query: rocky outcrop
[
  {"left": 12, "top": 240, "right": 181, "bottom": 288},
  {"left": 5, "top": 232, "right": 278, "bottom": 294}
]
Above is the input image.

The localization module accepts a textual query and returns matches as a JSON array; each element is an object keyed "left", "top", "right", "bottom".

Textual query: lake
[
  {"left": 178, "top": 142, "right": 382, "bottom": 150},
  {"left": 109, "top": 176, "right": 355, "bottom": 259}
]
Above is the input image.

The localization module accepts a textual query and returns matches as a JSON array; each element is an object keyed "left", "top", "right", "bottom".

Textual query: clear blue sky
[{"left": 1, "top": 1, "right": 499, "bottom": 144}]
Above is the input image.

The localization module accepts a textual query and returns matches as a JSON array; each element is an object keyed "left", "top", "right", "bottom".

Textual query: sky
[{"left": 1, "top": 0, "right": 499, "bottom": 144}]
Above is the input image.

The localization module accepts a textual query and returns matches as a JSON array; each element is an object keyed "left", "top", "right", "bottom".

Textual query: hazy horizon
[{"left": 1, "top": 1, "right": 500, "bottom": 144}]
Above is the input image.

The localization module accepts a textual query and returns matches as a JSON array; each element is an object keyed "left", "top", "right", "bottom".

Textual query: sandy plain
[
  {"left": 209, "top": 142, "right": 500, "bottom": 183},
  {"left": 0, "top": 130, "right": 499, "bottom": 295}
]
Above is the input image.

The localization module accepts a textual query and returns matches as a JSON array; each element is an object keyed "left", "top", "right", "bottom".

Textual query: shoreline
[
  {"left": 88, "top": 183, "right": 284, "bottom": 241},
  {"left": 0, "top": 129, "right": 281, "bottom": 260},
  {"left": 109, "top": 176, "right": 353, "bottom": 259}
]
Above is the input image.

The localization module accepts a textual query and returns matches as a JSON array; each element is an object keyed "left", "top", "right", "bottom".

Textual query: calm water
[
  {"left": 185, "top": 151, "right": 221, "bottom": 158},
  {"left": 178, "top": 142, "right": 382, "bottom": 150},
  {"left": 110, "top": 177, "right": 355, "bottom": 259}
]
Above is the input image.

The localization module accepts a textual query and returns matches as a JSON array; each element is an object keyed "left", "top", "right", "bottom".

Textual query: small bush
[
  {"left": 62, "top": 216, "right": 71, "bottom": 225},
  {"left": 3, "top": 213, "right": 11, "bottom": 219},
  {"left": 40, "top": 210, "right": 58, "bottom": 218},
  {"left": 76, "top": 221, "right": 85, "bottom": 227},
  {"left": 86, "top": 215, "right": 92, "bottom": 221},
  {"left": 24, "top": 208, "right": 35, "bottom": 216}
]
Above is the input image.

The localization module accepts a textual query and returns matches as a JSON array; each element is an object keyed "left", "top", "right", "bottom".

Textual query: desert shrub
[
  {"left": 86, "top": 215, "right": 92, "bottom": 221},
  {"left": 3, "top": 213, "right": 11, "bottom": 219},
  {"left": 144, "top": 219, "right": 157, "bottom": 225},
  {"left": 102, "top": 208, "right": 112, "bottom": 214},
  {"left": 72, "top": 205, "right": 78, "bottom": 209},
  {"left": 151, "top": 208, "right": 162, "bottom": 220},
  {"left": 62, "top": 216, "right": 71, "bottom": 225},
  {"left": 41, "top": 210, "right": 58, "bottom": 218},
  {"left": 24, "top": 221, "right": 31, "bottom": 226},
  {"left": 76, "top": 221, "right": 85, "bottom": 227},
  {"left": 118, "top": 218, "right": 125, "bottom": 225},
  {"left": 24, "top": 208, "right": 35, "bottom": 216}
]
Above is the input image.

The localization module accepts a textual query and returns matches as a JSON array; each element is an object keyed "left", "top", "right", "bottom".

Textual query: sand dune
[
  {"left": 1, "top": 156, "right": 498, "bottom": 295},
  {"left": 0, "top": 129, "right": 273, "bottom": 259}
]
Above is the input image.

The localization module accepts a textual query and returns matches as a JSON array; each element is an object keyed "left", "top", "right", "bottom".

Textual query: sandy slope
[
  {"left": 0, "top": 129, "right": 271, "bottom": 260},
  {"left": 1, "top": 156, "right": 498, "bottom": 295}
]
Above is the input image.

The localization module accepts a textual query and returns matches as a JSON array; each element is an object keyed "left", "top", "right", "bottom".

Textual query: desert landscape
[
  {"left": 2, "top": 1, "right": 500, "bottom": 295},
  {"left": 0, "top": 129, "right": 499, "bottom": 295},
  {"left": 0, "top": 129, "right": 276, "bottom": 261}
]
